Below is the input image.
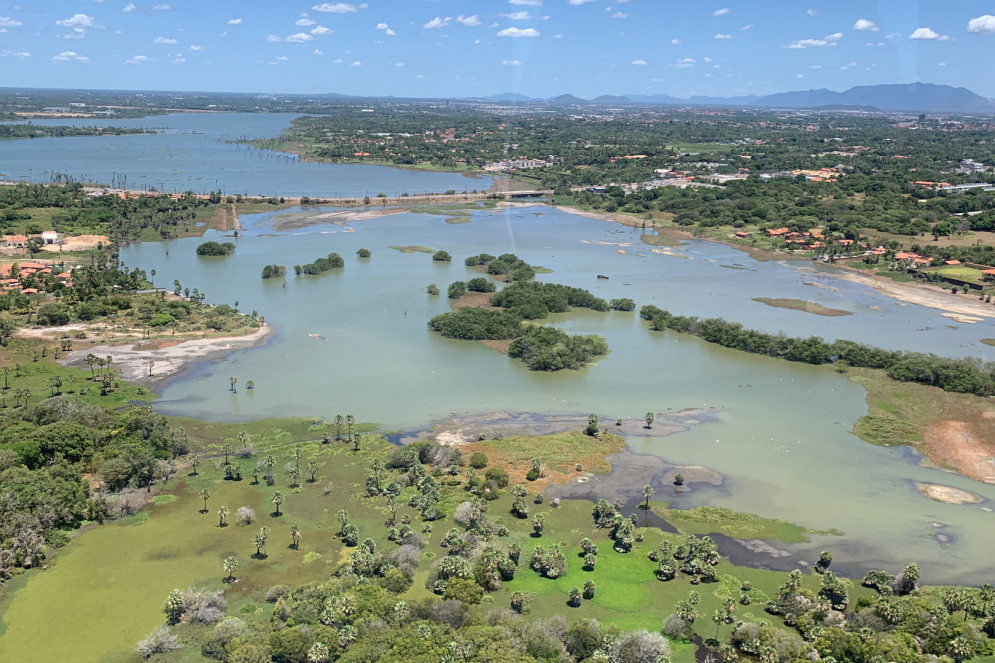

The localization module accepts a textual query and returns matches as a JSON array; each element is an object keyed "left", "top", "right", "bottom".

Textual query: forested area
[
  {"left": 640, "top": 305, "right": 995, "bottom": 396},
  {"left": 0, "top": 125, "right": 152, "bottom": 140}
]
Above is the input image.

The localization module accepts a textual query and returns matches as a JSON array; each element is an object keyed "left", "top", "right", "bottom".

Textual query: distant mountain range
[{"left": 481, "top": 83, "right": 995, "bottom": 114}]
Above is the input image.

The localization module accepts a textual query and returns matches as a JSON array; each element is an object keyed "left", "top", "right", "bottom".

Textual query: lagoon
[
  {"left": 0, "top": 113, "right": 490, "bottom": 198},
  {"left": 119, "top": 203, "right": 995, "bottom": 584}
]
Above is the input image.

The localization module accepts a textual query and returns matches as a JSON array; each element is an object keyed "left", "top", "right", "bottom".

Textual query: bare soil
[{"left": 923, "top": 420, "right": 995, "bottom": 484}]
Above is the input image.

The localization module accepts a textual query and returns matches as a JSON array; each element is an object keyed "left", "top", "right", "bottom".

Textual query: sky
[{"left": 2, "top": 1, "right": 995, "bottom": 99}]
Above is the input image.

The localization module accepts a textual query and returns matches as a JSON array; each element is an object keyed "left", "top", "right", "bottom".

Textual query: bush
[
  {"left": 433, "top": 250, "right": 452, "bottom": 262},
  {"left": 136, "top": 626, "right": 183, "bottom": 659},
  {"left": 261, "top": 264, "right": 286, "bottom": 279},
  {"left": 448, "top": 281, "right": 467, "bottom": 299},
  {"left": 196, "top": 241, "right": 235, "bottom": 256},
  {"left": 469, "top": 452, "right": 488, "bottom": 469},
  {"left": 356, "top": 248, "right": 371, "bottom": 258},
  {"left": 610, "top": 298, "right": 636, "bottom": 312},
  {"left": 466, "top": 277, "right": 496, "bottom": 293},
  {"left": 427, "top": 283, "right": 440, "bottom": 295},
  {"left": 36, "top": 303, "right": 71, "bottom": 326},
  {"left": 485, "top": 467, "right": 509, "bottom": 488}
]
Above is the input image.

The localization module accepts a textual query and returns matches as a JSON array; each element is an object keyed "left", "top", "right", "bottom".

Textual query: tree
[
  {"left": 433, "top": 250, "right": 452, "bottom": 262},
  {"left": 223, "top": 556, "right": 238, "bottom": 582},
  {"left": 229, "top": 376, "right": 238, "bottom": 393},
  {"left": 190, "top": 454, "right": 201, "bottom": 475},
  {"left": 568, "top": 587, "right": 582, "bottom": 607},
  {"left": 356, "top": 248, "right": 371, "bottom": 258},
  {"left": 307, "top": 641, "right": 330, "bottom": 663},
  {"left": 307, "top": 460, "right": 319, "bottom": 482},
  {"left": 642, "top": 484, "right": 654, "bottom": 510},
  {"left": 584, "top": 413, "right": 599, "bottom": 437},
  {"left": 288, "top": 467, "right": 301, "bottom": 487},
  {"left": 353, "top": 434, "right": 361, "bottom": 452},
  {"left": 272, "top": 491, "right": 284, "bottom": 516},
  {"left": 163, "top": 588, "right": 184, "bottom": 624},
  {"left": 532, "top": 513, "right": 545, "bottom": 537},
  {"left": 252, "top": 527, "right": 270, "bottom": 558},
  {"left": 583, "top": 580, "right": 596, "bottom": 599},
  {"left": 674, "top": 473, "right": 684, "bottom": 486},
  {"left": 218, "top": 505, "right": 229, "bottom": 527},
  {"left": 334, "top": 415, "right": 344, "bottom": 440},
  {"left": 223, "top": 442, "right": 232, "bottom": 465},
  {"left": 645, "top": 412, "right": 655, "bottom": 429},
  {"left": 200, "top": 489, "right": 211, "bottom": 513},
  {"left": 291, "top": 525, "right": 301, "bottom": 550},
  {"left": 346, "top": 414, "right": 355, "bottom": 441}
]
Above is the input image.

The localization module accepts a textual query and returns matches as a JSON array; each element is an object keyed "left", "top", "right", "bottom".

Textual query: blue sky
[{"left": 2, "top": 1, "right": 995, "bottom": 99}]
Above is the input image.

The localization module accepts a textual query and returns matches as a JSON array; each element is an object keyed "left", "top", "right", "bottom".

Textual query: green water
[{"left": 111, "top": 204, "right": 995, "bottom": 584}]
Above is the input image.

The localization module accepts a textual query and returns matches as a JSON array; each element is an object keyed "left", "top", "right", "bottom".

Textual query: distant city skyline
[{"left": 2, "top": 1, "right": 995, "bottom": 99}]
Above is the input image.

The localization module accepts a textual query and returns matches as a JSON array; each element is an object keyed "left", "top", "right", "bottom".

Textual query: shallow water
[
  {"left": 119, "top": 204, "right": 995, "bottom": 583},
  {"left": 0, "top": 113, "right": 490, "bottom": 198}
]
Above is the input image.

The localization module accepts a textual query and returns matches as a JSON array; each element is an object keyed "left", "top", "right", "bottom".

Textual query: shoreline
[{"left": 59, "top": 323, "right": 274, "bottom": 389}]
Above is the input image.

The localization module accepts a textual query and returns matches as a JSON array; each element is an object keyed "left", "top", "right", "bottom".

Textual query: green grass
[
  {"left": 655, "top": 506, "right": 843, "bottom": 544},
  {"left": 389, "top": 245, "right": 435, "bottom": 254},
  {"left": 932, "top": 265, "right": 987, "bottom": 285},
  {"left": 982, "top": 339, "right": 995, "bottom": 347},
  {"left": 752, "top": 297, "right": 852, "bottom": 317}
]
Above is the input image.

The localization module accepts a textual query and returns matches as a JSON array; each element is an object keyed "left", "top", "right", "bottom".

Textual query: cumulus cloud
[
  {"left": 296, "top": 18, "right": 316, "bottom": 26},
  {"left": 612, "top": 12, "right": 628, "bottom": 19},
  {"left": 510, "top": 0, "right": 542, "bottom": 4},
  {"left": 227, "top": 18, "right": 243, "bottom": 25},
  {"left": 501, "top": 11, "right": 530, "bottom": 20},
  {"left": 714, "top": 33, "right": 732, "bottom": 39},
  {"left": 52, "top": 50, "right": 89, "bottom": 62},
  {"left": 152, "top": 3, "right": 171, "bottom": 10},
  {"left": 123, "top": 3, "right": 136, "bottom": 11},
  {"left": 172, "top": 56, "right": 185, "bottom": 64},
  {"left": 671, "top": 57, "right": 695, "bottom": 68},
  {"left": 806, "top": 9, "right": 818, "bottom": 15},
  {"left": 125, "top": 54, "right": 150, "bottom": 63},
  {"left": 266, "top": 34, "right": 281, "bottom": 42},
  {"left": 285, "top": 32, "right": 314, "bottom": 42},
  {"left": 424, "top": 17, "right": 450, "bottom": 29},
  {"left": 853, "top": 19, "right": 879, "bottom": 31},
  {"left": 312, "top": 3, "right": 367, "bottom": 13},
  {"left": 671, "top": 38, "right": 683, "bottom": 45},
  {"left": 351, "top": 60, "right": 361, "bottom": 66},
  {"left": 967, "top": 15, "right": 995, "bottom": 34},
  {"left": 712, "top": 8, "right": 730, "bottom": 16},
  {"left": 189, "top": 44, "right": 203, "bottom": 51},
  {"left": 909, "top": 27, "right": 948, "bottom": 40},
  {"left": 153, "top": 36, "right": 177, "bottom": 44},
  {"left": 310, "top": 25, "right": 332, "bottom": 35},
  {"left": 497, "top": 27, "right": 539, "bottom": 37},
  {"left": 1, "top": 50, "right": 31, "bottom": 58},
  {"left": 567, "top": 0, "right": 595, "bottom": 4},
  {"left": 56, "top": 14, "right": 100, "bottom": 38},
  {"left": 631, "top": 59, "right": 647, "bottom": 65},
  {"left": 376, "top": 23, "right": 396, "bottom": 36},
  {"left": 0, "top": 16, "right": 23, "bottom": 28},
  {"left": 785, "top": 32, "right": 842, "bottom": 48},
  {"left": 456, "top": 15, "right": 481, "bottom": 26},
  {"left": 502, "top": 59, "right": 520, "bottom": 65}
]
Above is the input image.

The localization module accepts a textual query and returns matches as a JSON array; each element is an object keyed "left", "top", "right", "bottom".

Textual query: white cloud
[
  {"left": 497, "top": 26, "right": 540, "bottom": 37},
  {"left": 266, "top": 34, "right": 281, "bottom": 42},
  {"left": 296, "top": 18, "right": 316, "bottom": 26},
  {"left": 415, "top": 74, "right": 424, "bottom": 78},
  {"left": 796, "top": 73, "right": 805, "bottom": 78},
  {"left": 909, "top": 27, "right": 948, "bottom": 40},
  {"left": 0, "top": 16, "right": 23, "bottom": 28},
  {"left": 333, "top": 58, "right": 343, "bottom": 63},
  {"left": 172, "top": 56, "right": 185, "bottom": 64},
  {"left": 703, "top": 56, "right": 713, "bottom": 62},
  {"left": 510, "top": 0, "right": 542, "bottom": 4},
  {"left": 501, "top": 11, "right": 530, "bottom": 20},
  {"left": 807, "top": 64, "right": 822, "bottom": 69},
  {"left": 671, "top": 57, "right": 695, "bottom": 68},
  {"left": 0, "top": 50, "right": 31, "bottom": 58},
  {"left": 56, "top": 13, "right": 100, "bottom": 38},
  {"left": 967, "top": 15, "right": 995, "bottom": 34},
  {"left": 502, "top": 59, "right": 520, "bottom": 65},
  {"left": 741, "top": 24, "right": 753, "bottom": 30},
  {"left": 310, "top": 25, "right": 332, "bottom": 35},
  {"left": 285, "top": 32, "right": 314, "bottom": 43},
  {"left": 376, "top": 22, "right": 396, "bottom": 36},
  {"left": 456, "top": 15, "right": 481, "bottom": 26},
  {"left": 712, "top": 8, "right": 730, "bottom": 16},
  {"left": 423, "top": 16, "right": 451, "bottom": 29},
  {"left": 52, "top": 50, "right": 89, "bottom": 62},
  {"left": 785, "top": 32, "right": 842, "bottom": 48},
  {"left": 123, "top": 3, "right": 136, "bottom": 11},
  {"left": 152, "top": 3, "right": 171, "bottom": 10},
  {"left": 612, "top": 12, "right": 628, "bottom": 19},
  {"left": 125, "top": 54, "right": 150, "bottom": 64},
  {"left": 714, "top": 33, "right": 732, "bottom": 39},
  {"left": 153, "top": 36, "right": 177, "bottom": 44},
  {"left": 938, "top": 61, "right": 947, "bottom": 66},
  {"left": 227, "top": 18, "right": 242, "bottom": 25},
  {"left": 853, "top": 19, "right": 879, "bottom": 31},
  {"left": 312, "top": 3, "right": 366, "bottom": 13},
  {"left": 276, "top": 56, "right": 289, "bottom": 61},
  {"left": 671, "top": 38, "right": 683, "bottom": 45},
  {"left": 806, "top": 9, "right": 818, "bottom": 15},
  {"left": 631, "top": 59, "right": 647, "bottom": 65},
  {"left": 188, "top": 45, "right": 203, "bottom": 52},
  {"left": 395, "top": 61, "right": 403, "bottom": 66},
  {"left": 567, "top": 0, "right": 595, "bottom": 4},
  {"left": 313, "top": 49, "right": 323, "bottom": 54},
  {"left": 553, "top": 33, "right": 562, "bottom": 38},
  {"left": 351, "top": 60, "right": 361, "bottom": 66}
]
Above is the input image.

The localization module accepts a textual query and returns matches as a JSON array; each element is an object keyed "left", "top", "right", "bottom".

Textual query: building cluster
[
  {"left": 483, "top": 155, "right": 562, "bottom": 173},
  {"left": 2, "top": 231, "right": 60, "bottom": 253},
  {"left": 1, "top": 260, "right": 72, "bottom": 295}
]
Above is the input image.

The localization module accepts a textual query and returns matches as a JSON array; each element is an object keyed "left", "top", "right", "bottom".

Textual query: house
[
  {"left": 733, "top": 231, "right": 752, "bottom": 239},
  {"left": 944, "top": 260, "right": 962, "bottom": 266},
  {"left": 765, "top": 227, "right": 790, "bottom": 238},
  {"left": 3, "top": 235, "right": 28, "bottom": 249},
  {"left": 42, "top": 231, "right": 58, "bottom": 245}
]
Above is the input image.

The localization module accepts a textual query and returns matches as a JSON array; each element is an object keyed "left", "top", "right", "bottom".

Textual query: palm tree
[
  {"left": 190, "top": 454, "right": 201, "bottom": 475},
  {"left": 288, "top": 467, "right": 301, "bottom": 488},
  {"left": 218, "top": 505, "right": 229, "bottom": 527},
  {"left": 200, "top": 489, "right": 211, "bottom": 513},
  {"left": 307, "top": 642, "right": 330, "bottom": 663},
  {"left": 272, "top": 491, "right": 284, "bottom": 516},
  {"left": 237, "top": 431, "right": 249, "bottom": 450},
  {"left": 386, "top": 495, "right": 397, "bottom": 524},
  {"left": 336, "top": 509, "right": 350, "bottom": 535},
  {"left": 291, "top": 525, "right": 301, "bottom": 550},
  {"left": 353, "top": 434, "right": 361, "bottom": 452},
  {"left": 980, "top": 583, "right": 995, "bottom": 617},
  {"left": 223, "top": 442, "right": 232, "bottom": 465},
  {"left": 229, "top": 376, "right": 238, "bottom": 393},
  {"left": 84, "top": 354, "right": 96, "bottom": 378},
  {"left": 532, "top": 513, "right": 545, "bottom": 537},
  {"left": 265, "top": 455, "right": 276, "bottom": 484},
  {"left": 246, "top": 379, "right": 255, "bottom": 390},
  {"left": 334, "top": 414, "right": 344, "bottom": 440},
  {"left": 642, "top": 484, "right": 654, "bottom": 510},
  {"left": 345, "top": 414, "right": 355, "bottom": 441},
  {"left": 293, "top": 448, "right": 302, "bottom": 470},
  {"left": 307, "top": 460, "right": 319, "bottom": 482},
  {"left": 251, "top": 467, "right": 260, "bottom": 484},
  {"left": 223, "top": 555, "right": 238, "bottom": 582},
  {"left": 645, "top": 411, "right": 654, "bottom": 429},
  {"left": 147, "top": 359, "right": 155, "bottom": 377}
]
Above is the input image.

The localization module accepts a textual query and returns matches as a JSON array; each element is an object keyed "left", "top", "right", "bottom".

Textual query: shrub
[
  {"left": 469, "top": 452, "right": 488, "bottom": 469},
  {"left": 448, "top": 281, "right": 467, "bottom": 299},
  {"left": 236, "top": 506, "right": 255, "bottom": 525},
  {"left": 136, "top": 626, "right": 183, "bottom": 659},
  {"left": 261, "top": 264, "right": 287, "bottom": 279},
  {"left": 432, "top": 250, "right": 452, "bottom": 262},
  {"left": 485, "top": 467, "right": 509, "bottom": 488},
  {"left": 196, "top": 241, "right": 235, "bottom": 256},
  {"left": 356, "top": 248, "right": 371, "bottom": 258}
]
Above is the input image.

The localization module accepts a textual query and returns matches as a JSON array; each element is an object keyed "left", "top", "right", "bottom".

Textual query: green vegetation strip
[{"left": 658, "top": 506, "right": 843, "bottom": 544}]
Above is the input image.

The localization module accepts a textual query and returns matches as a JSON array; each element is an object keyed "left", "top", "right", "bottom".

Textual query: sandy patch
[
  {"left": 437, "top": 430, "right": 472, "bottom": 446},
  {"left": 802, "top": 281, "right": 838, "bottom": 292},
  {"left": 270, "top": 207, "right": 409, "bottom": 231},
  {"left": 941, "top": 312, "right": 984, "bottom": 324},
  {"left": 40, "top": 235, "right": 110, "bottom": 252},
  {"left": 915, "top": 482, "right": 983, "bottom": 504},
  {"left": 60, "top": 324, "right": 273, "bottom": 387},
  {"left": 923, "top": 421, "right": 995, "bottom": 484},
  {"left": 834, "top": 271, "right": 995, "bottom": 319}
]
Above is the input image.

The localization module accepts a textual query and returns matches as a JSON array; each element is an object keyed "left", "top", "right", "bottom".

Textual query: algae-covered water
[{"left": 115, "top": 203, "right": 995, "bottom": 584}]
